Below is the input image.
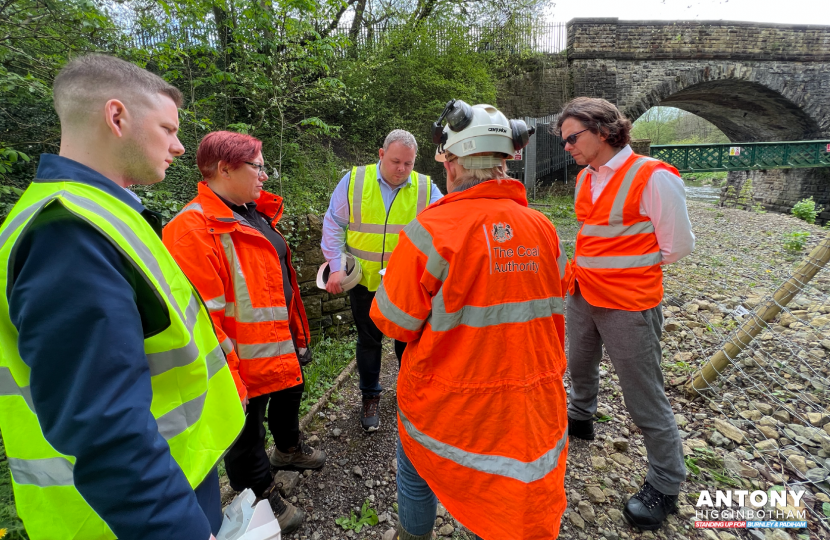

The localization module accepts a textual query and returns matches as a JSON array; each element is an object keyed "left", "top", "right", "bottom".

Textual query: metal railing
[
  {"left": 651, "top": 140, "right": 830, "bottom": 173},
  {"left": 126, "top": 20, "right": 567, "bottom": 54},
  {"left": 508, "top": 115, "right": 575, "bottom": 195}
]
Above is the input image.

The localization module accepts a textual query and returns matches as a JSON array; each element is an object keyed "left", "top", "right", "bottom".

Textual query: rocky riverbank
[{"left": 237, "top": 201, "right": 830, "bottom": 540}]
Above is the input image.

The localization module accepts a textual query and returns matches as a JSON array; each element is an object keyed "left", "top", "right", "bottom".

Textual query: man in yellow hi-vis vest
[
  {"left": 0, "top": 54, "right": 244, "bottom": 540},
  {"left": 321, "top": 130, "right": 443, "bottom": 432}
]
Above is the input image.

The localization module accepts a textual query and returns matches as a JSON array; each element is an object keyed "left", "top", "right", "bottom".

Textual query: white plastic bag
[{"left": 216, "top": 488, "right": 282, "bottom": 540}]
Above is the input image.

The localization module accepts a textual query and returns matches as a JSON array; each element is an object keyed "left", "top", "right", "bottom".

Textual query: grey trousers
[{"left": 567, "top": 283, "right": 686, "bottom": 496}]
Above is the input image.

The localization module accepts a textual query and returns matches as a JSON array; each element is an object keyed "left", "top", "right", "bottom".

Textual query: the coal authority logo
[{"left": 491, "top": 222, "right": 513, "bottom": 243}]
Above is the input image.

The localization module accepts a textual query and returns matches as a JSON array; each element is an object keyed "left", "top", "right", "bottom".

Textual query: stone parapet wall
[
  {"left": 723, "top": 168, "right": 830, "bottom": 224},
  {"left": 567, "top": 18, "right": 830, "bottom": 62},
  {"left": 280, "top": 214, "right": 354, "bottom": 336}
]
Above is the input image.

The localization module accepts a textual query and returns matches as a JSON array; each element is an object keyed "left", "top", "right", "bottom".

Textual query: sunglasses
[{"left": 559, "top": 128, "right": 590, "bottom": 148}]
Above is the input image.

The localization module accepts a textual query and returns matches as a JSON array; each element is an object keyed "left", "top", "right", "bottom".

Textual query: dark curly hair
[{"left": 551, "top": 97, "right": 632, "bottom": 149}]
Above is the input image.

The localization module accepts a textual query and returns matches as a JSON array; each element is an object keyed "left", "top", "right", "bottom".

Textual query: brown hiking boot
[
  {"left": 269, "top": 435, "right": 326, "bottom": 470},
  {"left": 361, "top": 395, "right": 381, "bottom": 432},
  {"left": 257, "top": 477, "right": 305, "bottom": 534}
]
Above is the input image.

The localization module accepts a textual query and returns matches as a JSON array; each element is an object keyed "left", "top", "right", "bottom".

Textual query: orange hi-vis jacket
[
  {"left": 163, "top": 182, "right": 310, "bottom": 400},
  {"left": 571, "top": 153, "right": 680, "bottom": 311},
  {"left": 370, "top": 178, "right": 569, "bottom": 540}
]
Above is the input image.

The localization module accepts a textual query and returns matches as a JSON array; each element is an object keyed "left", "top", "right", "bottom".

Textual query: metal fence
[
  {"left": 652, "top": 140, "right": 830, "bottom": 173},
  {"left": 508, "top": 115, "right": 576, "bottom": 197},
  {"left": 127, "top": 19, "right": 567, "bottom": 54}
]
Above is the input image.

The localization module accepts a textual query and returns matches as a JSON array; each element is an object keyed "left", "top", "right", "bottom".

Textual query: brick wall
[
  {"left": 567, "top": 18, "right": 830, "bottom": 62},
  {"left": 280, "top": 214, "right": 354, "bottom": 337}
]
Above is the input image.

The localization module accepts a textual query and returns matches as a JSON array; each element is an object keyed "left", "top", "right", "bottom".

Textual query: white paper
[{"left": 378, "top": 268, "right": 387, "bottom": 276}]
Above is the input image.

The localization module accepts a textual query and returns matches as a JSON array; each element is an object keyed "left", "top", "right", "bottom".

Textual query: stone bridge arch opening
[{"left": 627, "top": 74, "right": 825, "bottom": 143}]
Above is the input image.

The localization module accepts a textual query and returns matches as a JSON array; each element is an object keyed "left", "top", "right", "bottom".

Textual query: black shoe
[
  {"left": 361, "top": 395, "right": 381, "bottom": 432},
  {"left": 568, "top": 416, "right": 595, "bottom": 440},
  {"left": 623, "top": 481, "right": 678, "bottom": 530}
]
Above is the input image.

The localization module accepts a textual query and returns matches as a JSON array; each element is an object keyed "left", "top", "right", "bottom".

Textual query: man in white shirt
[{"left": 556, "top": 97, "right": 694, "bottom": 531}]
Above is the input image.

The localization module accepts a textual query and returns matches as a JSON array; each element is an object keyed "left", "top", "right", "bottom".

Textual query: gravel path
[{"left": 232, "top": 201, "right": 830, "bottom": 540}]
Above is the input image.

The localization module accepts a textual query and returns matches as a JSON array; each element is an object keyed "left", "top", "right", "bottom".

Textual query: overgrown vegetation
[
  {"left": 0, "top": 0, "right": 552, "bottom": 221},
  {"left": 0, "top": 438, "right": 25, "bottom": 539},
  {"left": 791, "top": 196, "right": 824, "bottom": 225},
  {"left": 299, "top": 335, "right": 357, "bottom": 417},
  {"left": 783, "top": 231, "right": 810, "bottom": 253},
  {"left": 632, "top": 106, "right": 729, "bottom": 146}
]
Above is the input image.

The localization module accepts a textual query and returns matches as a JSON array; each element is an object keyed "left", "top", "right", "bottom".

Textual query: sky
[{"left": 545, "top": 0, "right": 828, "bottom": 26}]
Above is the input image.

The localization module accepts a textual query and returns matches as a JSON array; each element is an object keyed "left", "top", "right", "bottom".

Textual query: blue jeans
[
  {"left": 396, "top": 436, "right": 438, "bottom": 536},
  {"left": 396, "top": 437, "right": 484, "bottom": 539}
]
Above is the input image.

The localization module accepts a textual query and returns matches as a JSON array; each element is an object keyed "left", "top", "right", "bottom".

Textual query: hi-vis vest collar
[{"left": 348, "top": 165, "right": 430, "bottom": 235}]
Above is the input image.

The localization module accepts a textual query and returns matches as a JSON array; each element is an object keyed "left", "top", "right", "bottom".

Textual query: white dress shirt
[{"left": 584, "top": 145, "right": 695, "bottom": 265}]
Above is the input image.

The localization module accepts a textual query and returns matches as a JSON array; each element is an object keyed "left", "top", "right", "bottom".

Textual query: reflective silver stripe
[
  {"left": 220, "top": 337, "right": 235, "bottom": 355},
  {"left": 175, "top": 202, "right": 203, "bottom": 218},
  {"left": 580, "top": 221, "right": 655, "bottom": 238},
  {"left": 157, "top": 391, "right": 207, "bottom": 440},
  {"left": 8, "top": 456, "right": 74, "bottom": 487},
  {"left": 429, "top": 290, "right": 565, "bottom": 332},
  {"left": 0, "top": 199, "right": 44, "bottom": 248},
  {"left": 59, "top": 193, "right": 188, "bottom": 324},
  {"left": 347, "top": 245, "right": 391, "bottom": 263},
  {"left": 557, "top": 240, "right": 568, "bottom": 280},
  {"left": 237, "top": 340, "right": 295, "bottom": 360},
  {"left": 220, "top": 234, "right": 289, "bottom": 323},
  {"left": 146, "top": 295, "right": 201, "bottom": 376},
  {"left": 375, "top": 284, "right": 424, "bottom": 332},
  {"left": 576, "top": 251, "right": 662, "bottom": 269},
  {"left": 416, "top": 173, "right": 429, "bottom": 214},
  {"left": 351, "top": 166, "right": 367, "bottom": 228},
  {"left": 349, "top": 223, "right": 406, "bottom": 234},
  {"left": 205, "top": 344, "right": 227, "bottom": 379},
  {"left": 0, "top": 366, "right": 35, "bottom": 413},
  {"left": 225, "top": 301, "right": 235, "bottom": 318},
  {"left": 608, "top": 157, "right": 651, "bottom": 227},
  {"left": 574, "top": 170, "right": 588, "bottom": 201},
  {"left": 403, "top": 221, "right": 449, "bottom": 282},
  {"left": 204, "top": 294, "right": 226, "bottom": 312},
  {"left": 398, "top": 407, "right": 567, "bottom": 483}
]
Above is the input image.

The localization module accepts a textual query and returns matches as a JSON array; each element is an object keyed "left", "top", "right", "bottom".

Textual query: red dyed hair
[{"left": 197, "top": 131, "right": 263, "bottom": 179}]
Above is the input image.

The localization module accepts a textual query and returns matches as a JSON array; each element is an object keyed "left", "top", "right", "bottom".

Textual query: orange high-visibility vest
[
  {"left": 572, "top": 153, "right": 679, "bottom": 311},
  {"left": 163, "top": 182, "right": 311, "bottom": 399},
  {"left": 370, "top": 178, "right": 569, "bottom": 540}
]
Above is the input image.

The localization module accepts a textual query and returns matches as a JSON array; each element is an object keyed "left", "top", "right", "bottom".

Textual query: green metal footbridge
[{"left": 650, "top": 140, "right": 830, "bottom": 173}]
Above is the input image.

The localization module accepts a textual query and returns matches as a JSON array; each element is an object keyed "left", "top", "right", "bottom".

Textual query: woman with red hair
[{"left": 163, "top": 131, "right": 324, "bottom": 534}]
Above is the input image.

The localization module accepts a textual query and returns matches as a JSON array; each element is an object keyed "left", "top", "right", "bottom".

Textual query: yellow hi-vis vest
[
  {"left": 345, "top": 164, "right": 431, "bottom": 291},
  {"left": 0, "top": 180, "right": 245, "bottom": 540}
]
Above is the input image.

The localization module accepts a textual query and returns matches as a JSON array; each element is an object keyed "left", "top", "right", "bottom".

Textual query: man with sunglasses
[
  {"left": 556, "top": 97, "right": 694, "bottom": 531},
  {"left": 321, "top": 130, "right": 443, "bottom": 432}
]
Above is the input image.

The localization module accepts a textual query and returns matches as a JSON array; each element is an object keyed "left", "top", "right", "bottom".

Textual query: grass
[
  {"left": 0, "top": 332, "right": 357, "bottom": 539},
  {"left": 527, "top": 186, "right": 579, "bottom": 258},
  {"left": 299, "top": 333, "right": 357, "bottom": 418},
  {"left": 0, "top": 437, "right": 26, "bottom": 539}
]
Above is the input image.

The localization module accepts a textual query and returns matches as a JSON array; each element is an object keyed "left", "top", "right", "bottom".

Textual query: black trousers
[
  {"left": 349, "top": 284, "right": 406, "bottom": 398},
  {"left": 224, "top": 376, "right": 304, "bottom": 496}
]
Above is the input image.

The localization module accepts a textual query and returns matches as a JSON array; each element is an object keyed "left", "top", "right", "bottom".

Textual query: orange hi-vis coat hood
[
  {"left": 163, "top": 182, "right": 310, "bottom": 400},
  {"left": 370, "top": 178, "right": 569, "bottom": 540},
  {"left": 572, "top": 153, "right": 679, "bottom": 311}
]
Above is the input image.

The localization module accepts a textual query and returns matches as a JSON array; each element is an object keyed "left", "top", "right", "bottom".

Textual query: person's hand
[
  {"left": 326, "top": 270, "right": 344, "bottom": 294},
  {"left": 242, "top": 396, "right": 249, "bottom": 414},
  {"left": 210, "top": 535, "right": 217, "bottom": 540},
  {"left": 297, "top": 347, "right": 313, "bottom": 366}
]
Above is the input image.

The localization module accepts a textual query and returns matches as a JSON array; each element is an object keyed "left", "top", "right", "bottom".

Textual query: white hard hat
[
  {"left": 316, "top": 253, "right": 363, "bottom": 292},
  {"left": 432, "top": 100, "right": 535, "bottom": 168}
]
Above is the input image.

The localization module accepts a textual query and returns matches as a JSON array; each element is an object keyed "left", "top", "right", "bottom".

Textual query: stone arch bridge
[{"left": 498, "top": 18, "right": 830, "bottom": 218}]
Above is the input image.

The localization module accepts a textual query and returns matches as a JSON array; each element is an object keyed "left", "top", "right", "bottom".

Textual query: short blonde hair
[
  {"left": 53, "top": 54, "right": 183, "bottom": 125},
  {"left": 446, "top": 152, "right": 508, "bottom": 192}
]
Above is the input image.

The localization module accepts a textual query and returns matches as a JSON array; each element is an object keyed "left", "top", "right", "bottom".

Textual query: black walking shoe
[
  {"left": 568, "top": 416, "right": 595, "bottom": 440},
  {"left": 361, "top": 395, "right": 381, "bottom": 432},
  {"left": 623, "top": 481, "right": 678, "bottom": 530}
]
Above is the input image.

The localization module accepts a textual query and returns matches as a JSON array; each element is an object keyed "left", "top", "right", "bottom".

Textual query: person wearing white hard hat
[
  {"left": 320, "top": 129, "right": 443, "bottom": 432},
  {"left": 373, "top": 101, "right": 570, "bottom": 540}
]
